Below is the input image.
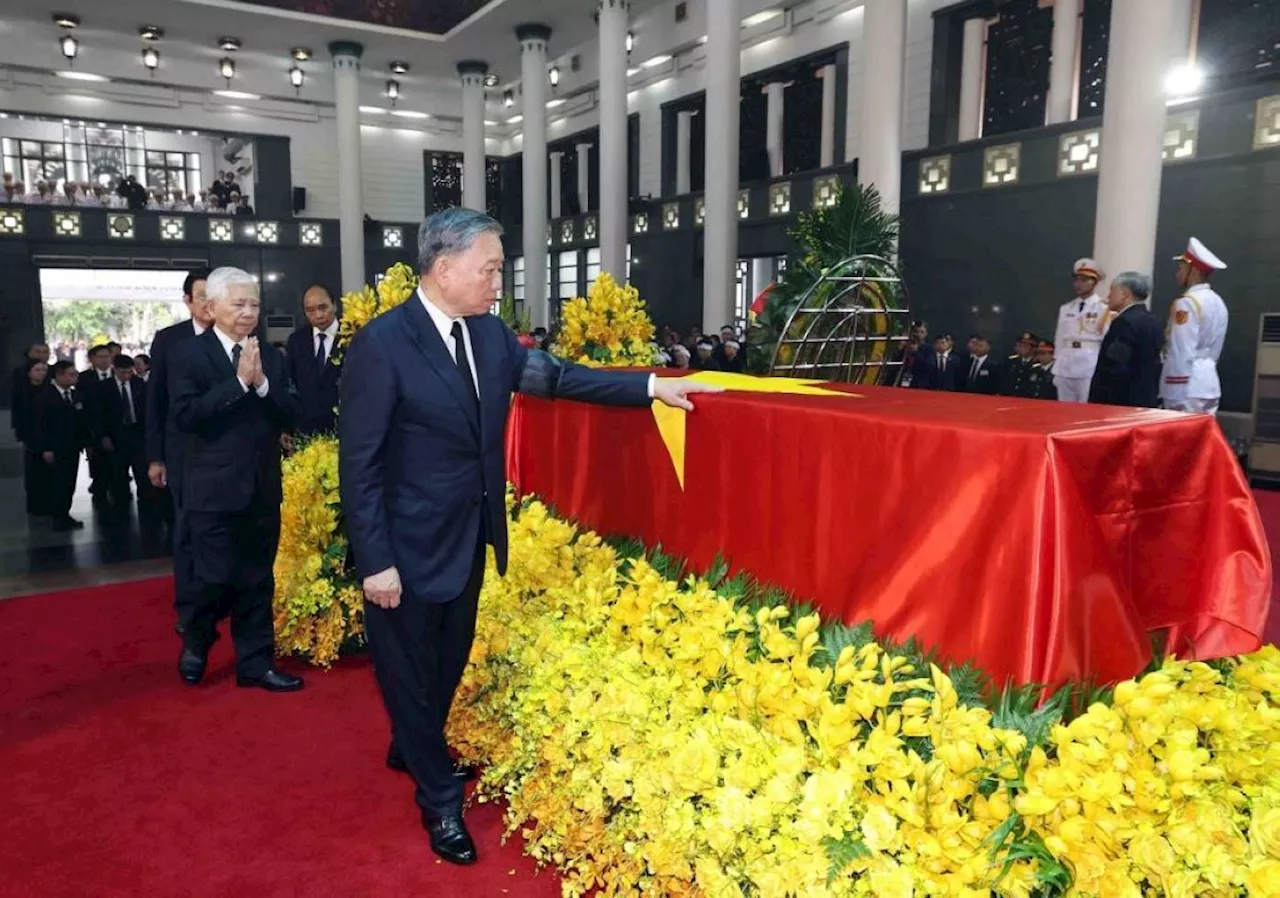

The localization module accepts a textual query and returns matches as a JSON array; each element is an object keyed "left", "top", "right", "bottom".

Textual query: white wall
[
  {"left": 0, "top": 74, "right": 500, "bottom": 221},
  {"left": 505, "top": 0, "right": 949, "bottom": 198}
]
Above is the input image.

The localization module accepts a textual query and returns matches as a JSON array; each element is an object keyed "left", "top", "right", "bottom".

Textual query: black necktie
[
  {"left": 64, "top": 389, "right": 73, "bottom": 406},
  {"left": 231, "top": 343, "right": 242, "bottom": 375},
  {"left": 937, "top": 354, "right": 944, "bottom": 371},
  {"left": 970, "top": 358, "right": 980, "bottom": 381},
  {"left": 120, "top": 382, "right": 134, "bottom": 424},
  {"left": 450, "top": 321, "right": 479, "bottom": 416},
  {"left": 316, "top": 333, "right": 327, "bottom": 371}
]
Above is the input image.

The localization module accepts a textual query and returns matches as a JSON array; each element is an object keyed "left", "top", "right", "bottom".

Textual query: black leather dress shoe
[
  {"left": 423, "top": 813, "right": 477, "bottom": 865},
  {"left": 178, "top": 646, "right": 207, "bottom": 685},
  {"left": 385, "top": 745, "right": 477, "bottom": 781},
  {"left": 236, "top": 669, "right": 304, "bottom": 692}
]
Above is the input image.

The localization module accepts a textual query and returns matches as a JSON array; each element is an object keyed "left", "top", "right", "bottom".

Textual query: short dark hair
[
  {"left": 88, "top": 343, "right": 111, "bottom": 356},
  {"left": 106, "top": 341, "right": 121, "bottom": 351},
  {"left": 51, "top": 360, "right": 76, "bottom": 376},
  {"left": 135, "top": 353, "right": 150, "bottom": 365},
  {"left": 183, "top": 268, "right": 211, "bottom": 298},
  {"left": 113, "top": 354, "right": 135, "bottom": 370}
]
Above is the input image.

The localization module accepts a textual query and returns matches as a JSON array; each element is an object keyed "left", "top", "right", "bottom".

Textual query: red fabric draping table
[{"left": 505, "top": 378, "right": 1272, "bottom": 687}]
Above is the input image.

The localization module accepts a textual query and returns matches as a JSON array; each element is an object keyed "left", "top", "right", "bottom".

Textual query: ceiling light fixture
[
  {"left": 548, "top": 64, "right": 560, "bottom": 88},
  {"left": 484, "top": 73, "right": 499, "bottom": 88},
  {"left": 1164, "top": 63, "right": 1205, "bottom": 98},
  {"left": 219, "top": 36, "right": 241, "bottom": 51},
  {"left": 52, "top": 13, "right": 80, "bottom": 28},
  {"left": 219, "top": 56, "right": 236, "bottom": 85},
  {"left": 390, "top": 61, "right": 409, "bottom": 74},
  {"left": 60, "top": 34, "right": 79, "bottom": 64},
  {"left": 508, "top": 114, "right": 523, "bottom": 124},
  {"left": 214, "top": 89, "right": 261, "bottom": 100},
  {"left": 626, "top": 31, "right": 634, "bottom": 54},
  {"left": 291, "top": 47, "right": 312, "bottom": 61},
  {"left": 627, "top": 66, "right": 641, "bottom": 77},
  {"left": 54, "top": 70, "right": 109, "bottom": 82},
  {"left": 289, "top": 64, "right": 304, "bottom": 94},
  {"left": 743, "top": 9, "right": 782, "bottom": 28},
  {"left": 139, "top": 25, "right": 163, "bottom": 41},
  {"left": 358, "top": 105, "right": 386, "bottom": 114},
  {"left": 503, "top": 88, "right": 514, "bottom": 107},
  {"left": 641, "top": 54, "right": 672, "bottom": 68},
  {"left": 386, "top": 79, "right": 400, "bottom": 105},
  {"left": 547, "top": 98, "right": 565, "bottom": 109},
  {"left": 390, "top": 109, "right": 429, "bottom": 119},
  {"left": 142, "top": 46, "right": 160, "bottom": 74}
]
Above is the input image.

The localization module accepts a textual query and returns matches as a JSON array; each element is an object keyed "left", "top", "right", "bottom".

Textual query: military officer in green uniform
[
  {"left": 1028, "top": 339, "right": 1059, "bottom": 401},
  {"left": 1002, "top": 331, "right": 1039, "bottom": 398}
]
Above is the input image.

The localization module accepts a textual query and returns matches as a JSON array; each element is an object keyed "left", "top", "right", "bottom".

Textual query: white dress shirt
[
  {"left": 416, "top": 287, "right": 656, "bottom": 400},
  {"left": 314, "top": 319, "right": 339, "bottom": 360},
  {"left": 212, "top": 327, "right": 270, "bottom": 397}
]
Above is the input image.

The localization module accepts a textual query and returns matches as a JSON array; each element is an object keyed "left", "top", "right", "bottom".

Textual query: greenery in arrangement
[
  {"left": 497, "top": 293, "right": 532, "bottom": 334},
  {"left": 748, "top": 183, "right": 901, "bottom": 375}
]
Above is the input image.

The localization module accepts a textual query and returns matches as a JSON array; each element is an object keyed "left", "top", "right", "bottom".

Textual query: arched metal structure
[{"left": 767, "top": 254, "right": 912, "bottom": 386}]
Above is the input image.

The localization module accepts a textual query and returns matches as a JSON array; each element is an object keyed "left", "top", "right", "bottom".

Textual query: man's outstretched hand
[{"left": 652, "top": 377, "right": 724, "bottom": 411}]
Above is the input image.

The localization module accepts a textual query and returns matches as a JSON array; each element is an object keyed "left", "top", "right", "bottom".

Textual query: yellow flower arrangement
[
  {"left": 552, "top": 272, "right": 662, "bottom": 367},
  {"left": 333, "top": 261, "right": 419, "bottom": 362},
  {"left": 445, "top": 494, "right": 1280, "bottom": 897}
]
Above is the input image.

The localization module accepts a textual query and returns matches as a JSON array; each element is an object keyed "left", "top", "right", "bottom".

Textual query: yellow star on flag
[{"left": 651, "top": 370, "right": 859, "bottom": 488}]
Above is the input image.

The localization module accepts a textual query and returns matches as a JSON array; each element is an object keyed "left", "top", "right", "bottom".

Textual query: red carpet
[{"left": 0, "top": 579, "right": 562, "bottom": 897}]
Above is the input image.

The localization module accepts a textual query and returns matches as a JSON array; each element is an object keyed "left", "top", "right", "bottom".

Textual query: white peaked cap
[
  {"left": 1073, "top": 258, "right": 1104, "bottom": 280},
  {"left": 1174, "top": 237, "right": 1227, "bottom": 272}
]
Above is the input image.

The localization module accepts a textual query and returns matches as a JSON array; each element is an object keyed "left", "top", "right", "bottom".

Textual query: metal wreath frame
[{"left": 766, "top": 254, "right": 912, "bottom": 386}]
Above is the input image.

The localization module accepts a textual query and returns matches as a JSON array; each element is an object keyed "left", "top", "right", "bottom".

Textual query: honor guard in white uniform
[
  {"left": 1053, "top": 258, "right": 1110, "bottom": 403},
  {"left": 1162, "top": 237, "right": 1229, "bottom": 415}
]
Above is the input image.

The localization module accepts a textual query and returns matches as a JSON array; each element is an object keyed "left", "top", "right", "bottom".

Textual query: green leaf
[{"left": 822, "top": 833, "right": 871, "bottom": 884}]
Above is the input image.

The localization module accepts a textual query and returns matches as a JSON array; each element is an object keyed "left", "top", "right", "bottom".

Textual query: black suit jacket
[
  {"left": 31, "top": 385, "right": 87, "bottom": 456},
  {"left": 960, "top": 355, "right": 1003, "bottom": 394},
  {"left": 146, "top": 319, "right": 203, "bottom": 468},
  {"left": 169, "top": 331, "right": 300, "bottom": 513},
  {"left": 339, "top": 298, "right": 652, "bottom": 602},
  {"left": 1088, "top": 304, "right": 1163, "bottom": 408},
  {"left": 285, "top": 325, "right": 341, "bottom": 437},
  {"left": 92, "top": 377, "right": 146, "bottom": 445}
]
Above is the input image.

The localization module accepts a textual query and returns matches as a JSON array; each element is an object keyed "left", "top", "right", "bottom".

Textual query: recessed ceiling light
[
  {"left": 291, "top": 47, "right": 312, "bottom": 61},
  {"left": 139, "top": 25, "right": 164, "bottom": 41},
  {"left": 218, "top": 36, "right": 241, "bottom": 52},
  {"left": 508, "top": 114, "right": 523, "bottom": 124},
  {"left": 390, "top": 61, "right": 409, "bottom": 74},
  {"left": 698, "top": 35, "right": 709, "bottom": 44},
  {"left": 547, "top": 98, "right": 565, "bottom": 109},
  {"left": 484, "top": 73, "right": 498, "bottom": 87},
  {"left": 214, "top": 89, "right": 261, "bottom": 100},
  {"left": 52, "top": 13, "right": 80, "bottom": 28},
  {"left": 627, "top": 67, "right": 641, "bottom": 77},
  {"left": 641, "top": 54, "right": 672, "bottom": 68},
  {"left": 743, "top": 9, "right": 782, "bottom": 27},
  {"left": 390, "top": 109, "right": 429, "bottom": 119},
  {"left": 55, "top": 71, "right": 109, "bottom": 82},
  {"left": 484, "top": 119, "right": 497, "bottom": 126},
  {"left": 358, "top": 105, "right": 386, "bottom": 114}
]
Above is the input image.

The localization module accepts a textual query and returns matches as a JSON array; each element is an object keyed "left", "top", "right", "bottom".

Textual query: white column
[
  {"left": 598, "top": 0, "right": 629, "bottom": 282},
  {"left": 675, "top": 110, "right": 693, "bottom": 193},
  {"left": 1047, "top": 0, "right": 1081, "bottom": 125},
  {"left": 765, "top": 81, "right": 786, "bottom": 177},
  {"left": 549, "top": 151, "right": 563, "bottom": 219},
  {"left": 702, "top": 0, "right": 740, "bottom": 331},
  {"left": 575, "top": 142, "right": 591, "bottom": 212},
  {"left": 1168, "top": 0, "right": 1195, "bottom": 63},
  {"left": 518, "top": 24, "right": 551, "bottom": 329},
  {"left": 859, "top": 0, "right": 906, "bottom": 214},
  {"left": 458, "top": 61, "right": 487, "bottom": 212},
  {"left": 329, "top": 41, "right": 364, "bottom": 293},
  {"left": 958, "top": 18, "right": 985, "bottom": 141},
  {"left": 1092, "top": 0, "right": 1176, "bottom": 279},
  {"left": 818, "top": 64, "right": 837, "bottom": 167},
  {"left": 751, "top": 258, "right": 774, "bottom": 299}
]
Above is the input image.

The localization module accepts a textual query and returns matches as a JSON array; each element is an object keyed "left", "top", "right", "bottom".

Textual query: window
[
  {"left": 558, "top": 250, "right": 579, "bottom": 299},
  {"left": 512, "top": 257, "right": 526, "bottom": 302},
  {"left": 586, "top": 247, "right": 601, "bottom": 287},
  {"left": 627, "top": 243, "right": 633, "bottom": 281},
  {"left": 734, "top": 259, "right": 751, "bottom": 329},
  {"left": 3, "top": 139, "right": 67, "bottom": 190},
  {"left": 145, "top": 150, "right": 202, "bottom": 196}
]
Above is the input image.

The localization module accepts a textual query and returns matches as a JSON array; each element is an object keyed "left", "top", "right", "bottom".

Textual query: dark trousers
[
  {"left": 23, "top": 448, "right": 53, "bottom": 516},
  {"left": 48, "top": 451, "right": 79, "bottom": 519},
  {"left": 105, "top": 425, "right": 149, "bottom": 505},
  {"left": 87, "top": 444, "right": 107, "bottom": 496},
  {"left": 366, "top": 535, "right": 486, "bottom": 818},
  {"left": 184, "top": 491, "right": 280, "bottom": 678}
]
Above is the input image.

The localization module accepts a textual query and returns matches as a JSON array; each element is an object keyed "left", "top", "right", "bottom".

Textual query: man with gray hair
[
  {"left": 340, "top": 207, "right": 718, "bottom": 865},
  {"left": 169, "top": 266, "right": 304, "bottom": 693},
  {"left": 1088, "top": 271, "right": 1163, "bottom": 408}
]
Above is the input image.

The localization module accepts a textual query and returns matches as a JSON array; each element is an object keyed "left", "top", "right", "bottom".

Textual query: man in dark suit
[
  {"left": 170, "top": 266, "right": 303, "bottom": 693},
  {"left": 32, "top": 361, "right": 87, "bottom": 531},
  {"left": 1089, "top": 271, "right": 1163, "bottom": 408},
  {"left": 147, "top": 269, "right": 213, "bottom": 632},
  {"left": 285, "top": 284, "right": 341, "bottom": 438},
  {"left": 91, "top": 354, "right": 149, "bottom": 510},
  {"left": 79, "top": 343, "right": 115, "bottom": 502},
  {"left": 339, "top": 208, "right": 717, "bottom": 866},
  {"left": 960, "top": 335, "right": 1002, "bottom": 394},
  {"left": 923, "top": 333, "right": 963, "bottom": 391},
  {"left": 9, "top": 342, "right": 50, "bottom": 409}
]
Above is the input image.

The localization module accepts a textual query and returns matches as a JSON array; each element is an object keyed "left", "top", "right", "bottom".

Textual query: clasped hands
[{"left": 237, "top": 337, "right": 266, "bottom": 391}]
